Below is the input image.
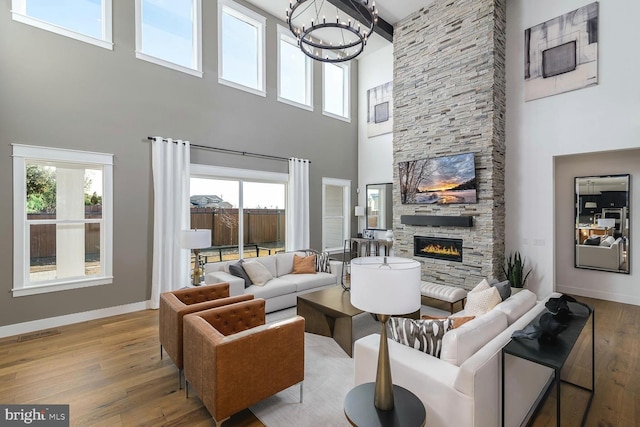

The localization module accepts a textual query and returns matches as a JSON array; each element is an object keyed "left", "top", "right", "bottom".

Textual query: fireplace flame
[{"left": 421, "top": 244, "right": 461, "bottom": 257}]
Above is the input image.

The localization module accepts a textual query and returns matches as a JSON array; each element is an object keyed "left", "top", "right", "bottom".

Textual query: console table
[{"left": 501, "top": 301, "right": 594, "bottom": 427}]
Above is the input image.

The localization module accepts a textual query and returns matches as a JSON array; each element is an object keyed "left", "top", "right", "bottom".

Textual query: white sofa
[
  {"left": 576, "top": 237, "right": 623, "bottom": 270},
  {"left": 204, "top": 251, "right": 341, "bottom": 313},
  {"left": 354, "top": 290, "right": 560, "bottom": 427}
]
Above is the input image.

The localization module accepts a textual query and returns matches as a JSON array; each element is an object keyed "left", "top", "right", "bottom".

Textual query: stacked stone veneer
[{"left": 392, "top": 0, "right": 506, "bottom": 290}]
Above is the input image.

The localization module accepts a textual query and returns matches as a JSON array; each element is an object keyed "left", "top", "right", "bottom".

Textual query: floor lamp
[
  {"left": 179, "top": 229, "right": 211, "bottom": 286},
  {"left": 344, "top": 256, "right": 426, "bottom": 426}
]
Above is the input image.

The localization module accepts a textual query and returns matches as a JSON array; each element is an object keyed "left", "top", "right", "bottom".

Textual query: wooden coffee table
[
  {"left": 297, "top": 286, "right": 364, "bottom": 357},
  {"left": 297, "top": 286, "right": 419, "bottom": 357}
]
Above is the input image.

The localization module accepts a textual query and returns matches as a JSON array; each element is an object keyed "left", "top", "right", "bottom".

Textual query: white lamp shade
[
  {"left": 179, "top": 229, "right": 211, "bottom": 249},
  {"left": 355, "top": 206, "right": 365, "bottom": 217},
  {"left": 350, "top": 256, "right": 421, "bottom": 315}
]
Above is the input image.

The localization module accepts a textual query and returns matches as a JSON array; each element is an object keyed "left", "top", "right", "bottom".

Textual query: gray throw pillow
[
  {"left": 229, "top": 260, "right": 253, "bottom": 288},
  {"left": 491, "top": 280, "right": 511, "bottom": 301},
  {"left": 584, "top": 235, "right": 601, "bottom": 246}
]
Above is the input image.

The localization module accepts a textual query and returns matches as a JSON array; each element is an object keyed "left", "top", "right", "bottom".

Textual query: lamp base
[{"left": 344, "top": 383, "right": 425, "bottom": 427}]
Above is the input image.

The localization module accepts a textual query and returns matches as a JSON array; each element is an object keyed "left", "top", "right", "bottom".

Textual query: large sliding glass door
[{"left": 189, "top": 165, "right": 287, "bottom": 263}]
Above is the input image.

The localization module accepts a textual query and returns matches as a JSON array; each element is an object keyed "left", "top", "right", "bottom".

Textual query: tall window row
[{"left": 11, "top": 0, "right": 350, "bottom": 121}]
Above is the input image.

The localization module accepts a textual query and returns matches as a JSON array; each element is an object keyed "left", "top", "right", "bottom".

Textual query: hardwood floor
[
  {"left": 0, "top": 310, "right": 262, "bottom": 427},
  {"left": 0, "top": 295, "right": 637, "bottom": 426},
  {"left": 530, "top": 296, "right": 640, "bottom": 427}
]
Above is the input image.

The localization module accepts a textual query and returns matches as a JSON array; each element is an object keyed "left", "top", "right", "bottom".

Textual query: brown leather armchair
[
  {"left": 159, "top": 283, "right": 253, "bottom": 388},
  {"left": 183, "top": 298, "right": 305, "bottom": 427}
]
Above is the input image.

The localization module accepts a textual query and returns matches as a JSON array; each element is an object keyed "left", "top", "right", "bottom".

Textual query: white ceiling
[{"left": 244, "top": 0, "right": 433, "bottom": 57}]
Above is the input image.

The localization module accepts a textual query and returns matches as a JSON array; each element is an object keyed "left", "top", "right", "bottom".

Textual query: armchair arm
[
  {"left": 159, "top": 286, "right": 252, "bottom": 369},
  {"left": 183, "top": 300, "right": 304, "bottom": 421},
  {"left": 207, "top": 316, "right": 305, "bottom": 420}
]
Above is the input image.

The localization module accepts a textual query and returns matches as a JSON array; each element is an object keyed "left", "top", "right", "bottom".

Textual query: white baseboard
[
  {"left": 0, "top": 300, "right": 153, "bottom": 339},
  {"left": 556, "top": 285, "right": 640, "bottom": 306}
]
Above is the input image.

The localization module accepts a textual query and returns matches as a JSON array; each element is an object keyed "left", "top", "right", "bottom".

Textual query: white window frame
[
  {"left": 11, "top": 0, "right": 113, "bottom": 50},
  {"left": 134, "top": 0, "right": 203, "bottom": 78},
  {"left": 12, "top": 144, "right": 114, "bottom": 297},
  {"left": 322, "top": 177, "right": 351, "bottom": 253},
  {"left": 277, "top": 25, "right": 313, "bottom": 111},
  {"left": 322, "top": 61, "right": 351, "bottom": 122},
  {"left": 217, "top": 0, "right": 266, "bottom": 97}
]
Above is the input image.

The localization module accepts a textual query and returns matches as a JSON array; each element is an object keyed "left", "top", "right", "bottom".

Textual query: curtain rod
[{"left": 145, "top": 137, "right": 310, "bottom": 164}]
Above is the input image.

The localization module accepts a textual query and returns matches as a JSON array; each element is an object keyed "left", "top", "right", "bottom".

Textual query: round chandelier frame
[{"left": 286, "top": 0, "right": 378, "bottom": 63}]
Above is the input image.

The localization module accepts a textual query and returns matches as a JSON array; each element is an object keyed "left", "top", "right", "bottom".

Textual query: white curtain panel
[
  {"left": 150, "top": 137, "right": 191, "bottom": 309},
  {"left": 286, "top": 158, "right": 310, "bottom": 251}
]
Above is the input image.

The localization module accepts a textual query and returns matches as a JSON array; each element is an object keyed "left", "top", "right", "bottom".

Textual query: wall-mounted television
[{"left": 399, "top": 152, "right": 477, "bottom": 204}]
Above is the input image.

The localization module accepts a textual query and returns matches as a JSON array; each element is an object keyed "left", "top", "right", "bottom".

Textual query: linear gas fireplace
[{"left": 414, "top": 236, "right": 463, "bottom": 262}]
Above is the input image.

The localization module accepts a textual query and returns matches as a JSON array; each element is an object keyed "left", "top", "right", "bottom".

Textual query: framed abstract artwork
[
  {"left": 366, "top": 81, "right": 393, "bottom": 137},
  {"left": 524, "top": 2, "right": 599, "bottom": 101}
]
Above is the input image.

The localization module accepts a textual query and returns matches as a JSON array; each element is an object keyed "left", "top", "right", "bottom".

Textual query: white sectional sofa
[
  {"left": 203, "top": 251, "right": 341, "bottom": 313},
  {"left": 354, "top": 290, "right": 560, "bottom": 427},
  {"left": 576, "top": 237, "right": 624, "bottom": 270}
]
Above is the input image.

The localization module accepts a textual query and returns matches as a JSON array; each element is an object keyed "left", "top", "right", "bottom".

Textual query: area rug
[{"left": 251, "top": 305, "right": 448, "bottom": 427}]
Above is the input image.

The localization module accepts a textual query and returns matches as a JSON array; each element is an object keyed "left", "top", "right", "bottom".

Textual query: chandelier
[{"left": 286, "top": 0, "right": 378, "bottom": 63}]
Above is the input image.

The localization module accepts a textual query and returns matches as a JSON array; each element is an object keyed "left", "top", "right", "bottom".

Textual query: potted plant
[{"left": 502, "top": 251, "right": 532, "bottom": 293}]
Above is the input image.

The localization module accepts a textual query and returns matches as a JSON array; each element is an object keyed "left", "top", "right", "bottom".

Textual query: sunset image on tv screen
[{"left": 399, "top": 153, "right": 477, "bottom": 204}]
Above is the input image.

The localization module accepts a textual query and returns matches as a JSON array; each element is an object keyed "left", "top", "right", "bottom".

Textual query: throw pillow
[
  {"left": 316, "top": 251, "right": 331, "bottom": 273},
  {"left": 421, "top": 314, "right": 476, "bottom": 329},
  {"left": 464, "top": 286, "right": 501, "bottom": 317},
  {"left": 387, "top": 317, "right": 453, "bottom": 358},
  {"left": 470, "top": 278, "right": 490, "bottom": 293},
  {"left": 599, "top": 235, "right": 615, "bottom": 247},
  {"left": 490, "top": 280, "right": 511, "bottom": 301},
  {"left": 242, "top": 261, "right": 273, "bottom": 286},
  {"left": 228, "top": 260, "right": 253, "bottom": 288},
  {"left": 293, "top": 254, "right": 317, "bottom": 274},
  {"left": 584, "top": 235, "right": 601, "bottom": 246}
]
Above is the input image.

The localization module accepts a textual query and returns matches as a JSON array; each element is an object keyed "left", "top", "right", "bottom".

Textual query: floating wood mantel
[{"left": 400, "top": 215, "right": 474, "bottom": 228}]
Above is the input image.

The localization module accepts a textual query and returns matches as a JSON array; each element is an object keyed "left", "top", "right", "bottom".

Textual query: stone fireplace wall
[{"left": 392, "top": 0, "right": 506, "bottom": 289}]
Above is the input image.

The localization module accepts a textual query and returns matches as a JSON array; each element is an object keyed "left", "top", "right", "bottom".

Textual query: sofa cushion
[
  {"left": 228, "top": 260, "right": 253, "bottom": 288},
  {"left": 422, "top": 314, "right": 476, "bottom": 329},
  {"left": 242, "top": 261, "right": 273, "bottom": 286},
  {"left": 275, "top": 252, "right": 306, "bottom": 276},
  {"left": 465, "top": 286, "right": 501, "bottom": 317},
  {"left": 293, "top": 254, "right": 316, "bottom": 274},
  {"left": 493, "top": 289, "right": 537, "bottom": 326},
  {"left": 387, "top": 317, "right": 453, "bottom": 358},
  {"left": 600, "top": 235, "right": 616, "bottom": 247},
  {"left": 245, "top": 277, "right": 296, "bottom": 299},
  {"left": 255, "top": 255, "right": 278, "bottom": 277},
  {"left": 204, "top": 261, "right": 232, "bottom": 274},
  {"left": 280, "top": 272, "right": 336, "bottom": 292},
  {"left": 441, "top": 309, "right": 508, "bottom": 366}
]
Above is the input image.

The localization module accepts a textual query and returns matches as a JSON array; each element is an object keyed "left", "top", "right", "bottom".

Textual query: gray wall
[{"left": 0, "top": 0, "right": 358, "bottom": 327}]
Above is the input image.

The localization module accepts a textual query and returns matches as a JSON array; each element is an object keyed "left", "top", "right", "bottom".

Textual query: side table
[
  {"left": 344, "top": 383, "right": 425, "bottom": 427},
  {"left": 501, "top": 301, "right": 594, "bottom": 427}
]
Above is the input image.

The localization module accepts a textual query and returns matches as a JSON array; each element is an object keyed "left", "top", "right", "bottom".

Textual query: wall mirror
[
  {"left": 366, "top": 183, "right": 393, "bottom": 230},
  {"left": 575, "top": 174, "right": 630, "bottom": 273}
]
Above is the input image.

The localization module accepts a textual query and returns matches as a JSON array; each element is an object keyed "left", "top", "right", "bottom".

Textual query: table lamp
[
  {"left": 179, "top": 229, "right": 211, "bottom": 285},
  {"left": 349, "top": 256, "right": 421, "bottom": 411}
]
